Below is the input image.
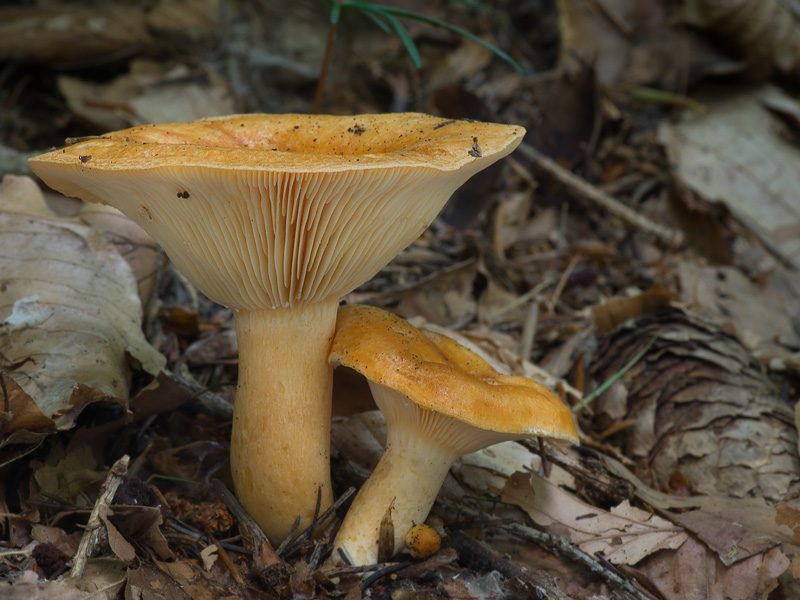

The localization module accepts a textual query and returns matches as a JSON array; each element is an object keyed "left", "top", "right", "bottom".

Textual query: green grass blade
[
  {"left": 329, "top": 0, "right": 343, "bottom": 24},
  {"left": 573, "top": 336, "right": 658, "bottom": 414},
  {"left": 371, "top": 5, "right": 523, "bottom": 73},
  {"left": 359, "top": 6, "right": 393, "bottom": 34},
  {"left": 342, "top": 1, "right": 522, "bottom": 73}
]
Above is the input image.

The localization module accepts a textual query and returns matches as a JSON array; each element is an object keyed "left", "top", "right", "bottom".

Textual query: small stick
[
  {"left": 517, "top": 142, "right": 684, "bottom": 248},
  {"left": 211, "top": 478, "right": 271, "bottom": 549},
  {"left": 208, "top": 532, "right": 246, "bottom": 587},
  {"left": 446, "top": 531, "right": 571, "bottom": 600},
  {"left": 450, "top": 502, "right": 659, "bottom": 600},
  {"left": 360, "top": 561, "right": 411, "bottom": 593},
  {"left": 278, "top": 487, "right": 355, "bottom": 557},
  {"left": 546, "top": 252, "right": 581, "bottom": 314},
  {"left": 517, "top": 298, "right": 539, "bottom": 362},
  {"left": 503, "top": 522, "right": 660, "bottom": 600},
  {"left": 67, "top": 455, "right": 129, "bottom": 581}
]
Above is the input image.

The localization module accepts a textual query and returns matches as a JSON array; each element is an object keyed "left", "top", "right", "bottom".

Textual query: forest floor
[{"left": 1, "top": 1, "right": 799, "bottom": 599}]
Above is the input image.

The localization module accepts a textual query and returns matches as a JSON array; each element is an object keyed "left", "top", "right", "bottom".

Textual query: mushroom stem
[
  {"left": 333, "top": 420, "right": 456, "bottom": 566},
  {"left": 333, "top": 385, "right": 501, "bottom": 566},
  {"left": 230, "top": 298, "right": 338, "bottom": 543}
]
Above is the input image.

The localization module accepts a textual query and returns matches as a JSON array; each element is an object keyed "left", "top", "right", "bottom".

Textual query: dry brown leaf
[
  {"left": 679, "top": 262, "right": 800, "bottom": 366},
  {"left": 112, "top": 505, "right": 174, "bottom": 561},
  {"left": 0, "top": 570, "right": 83, "bottom": 600},
  {"left": 75, "top": 558, "right": 128, "bottom": 600},
  {"left": 674, "top": 496, "right": 800, "bottom": 565},
  {"left": 126, "top": 562, "right": 191, "bottom": 600},
  {"left": 155, "top": 558, "right": 240, "bottom": 599},
  {"left": 502, "top": 471, "right": 687, "bottom": 565},
  {"left": 660, "top": 85, "right": 800, "bottom": 264},
  {"left": 31, "top": 524, "right": 81, "bottom": 557},
  {"left": 99, "top": 505, "right": 137, "bottom": 564},
  {"left": 682, "top": 0, "right": 800, "bottom": 77},
  {"left": 378, "top": 499, "right": 396, "bottom": 563},
  {"left": 0, "top": 5, "right": 152, "bottom": 64},
  {"left": 0, "top": 175, "right": 164, "bottom": 439},
  {"left": 558, "top": 0, "right": 735, "bottom": 89},
  {"left": 145, "top": 0, "right": 221, "bottom": 34},
  {"left": 591, "top": 286, "right": 675, "bottom": 332},
  {"left": 32, "top": 444, "right": 107, "bottom": 507},
  {"left": 775, "top": 502, "right": 800, "bottom": 544},
  {"left": 640, "top": 535, "right": 790, "bottom": 600},
  {"left": 58, "top": 58, "right": 235, "bottom": 131},
  {"left": 390, "top": 259, "right": 478, "bottom": 327},
  {"left": 77, "top": 204, "right": 160, "bottom": 307}
]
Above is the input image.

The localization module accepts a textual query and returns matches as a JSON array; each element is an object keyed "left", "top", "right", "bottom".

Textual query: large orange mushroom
[{"left": 29, "top": 113, "right": 524, "bottom": 543}]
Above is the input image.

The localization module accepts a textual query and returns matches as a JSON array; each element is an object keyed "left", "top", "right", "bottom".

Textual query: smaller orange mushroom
[{"left": 329, "top": 305, "right": 579, "bottom": 566}]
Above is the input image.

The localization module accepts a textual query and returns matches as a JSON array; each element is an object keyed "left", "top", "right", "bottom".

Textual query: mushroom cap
[
  {"left": 29, "top": 113, "right": 524, "bottom": 311},
  {"left": 329, "top": 305, "right": 580, "bottom": 443}
]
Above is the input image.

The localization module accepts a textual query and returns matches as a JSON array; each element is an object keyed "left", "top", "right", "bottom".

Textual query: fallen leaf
[
  {"left": 76, "top": 558, "right": 128, "bottom": 600},
  {"left": 666, "top": 496, "right": 800, "bottom": 566},
  {"left": 679, "top": 261, "right": 800, "bottom": 365},
  {"left": 30, "top": 524, "right": 81, "bottom": 557},
  {"left": 640, "top": 535, "right": 790, "bottom": 600},
  {"left": 391, "top": 259, "right": 479, "bottom": 327},
  {"left": 32, "top": 444, "right": 107, "bottom": 506},
  {"left": 0, "top": 570, "right": 83, "bottom": 600},
  {"left": 0, "top": 5, "right": 152, "bottom": 64},
  {"left": 78, "top": 203, "right": 160, "bottom": 306},
  {"left": 682, "top": 0, "right": 800, "bottom": 78},
  {"left": 200, "top": 544, "right": 218, "bottom": 571},
  {"left": 660, "top": 85, "right": 800, "bottom": 264},
  {"left": 99, "top": 505, "right": 137, "bottom": 564},
  {"left": 591, "top": 285, "right": 675, "bottom": 332},
  {"left": 775, "top": 502, "right": 800, "bottom": 544},
  {"left": 0, "top": 175, "right": 165, "bottom": 441},
  {"left": 502, "top": 471, "right": 687, "bottom": 565},
  {"left": 59, "top": 58, "right": 236, "bottom": 131},
  {"left": 378, "top": 498, "right": 396, "bottom": 562}
]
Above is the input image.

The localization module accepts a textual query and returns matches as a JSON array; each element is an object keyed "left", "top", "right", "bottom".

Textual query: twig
[
  {"left": 449, "top": 502, "right": 659, "bottom": 600},
  {"left": 446, "top": 531, "right": 572, "bottom": 600},
  {"left": 501, "top": 522, "right": 660, "bottom": 600},
  {"left": 168, "top": 363, "right": 234, "bottom": 421},
  {"left": 278, "top": 487, "right": 355, "bottom": 557},
  {"left": 516, "top": 142, "right": 684, "bottom": 248},
  {"left": 208, "top": 532, "right": 246, "bottom": 587},
  {"left": 546, "top": 252, "right": 581, "bottom": 314},
  {"left": 361, "top": 561, "right": 411, "bottom": 593},
  {"left": 517, "top": 298, "right": 539, "bottom": 361},
  {"left": 211, "top": 478, "right": 271, "bottom": 548},
  {"left": 66, "top": 455, "right": 129, "bottom": 581}
]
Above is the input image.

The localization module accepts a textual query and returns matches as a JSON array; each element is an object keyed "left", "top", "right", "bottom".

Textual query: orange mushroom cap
[
  {"left": 28, "top": 113, "right": 525, "bottom": 311},
  {"left": 329, "top": 304, "right": 579, "bottom": 443}
]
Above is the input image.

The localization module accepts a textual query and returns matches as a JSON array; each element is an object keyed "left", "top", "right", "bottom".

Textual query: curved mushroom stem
[
  {"left": 230, "top": 298, "right": 338, "bottom": 543},
  {"left": 332, "top": 418, "right": 457, "bottom": 566},
  {"left": 333, "top": 385, "right": 506, "bottom": 566}
]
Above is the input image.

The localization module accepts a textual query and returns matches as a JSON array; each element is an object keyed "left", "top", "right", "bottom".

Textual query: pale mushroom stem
[
  {"left": 333, "top": 385, "right": 504, "bottom": 566},
  {"left": 230, "top": 298, "right": 339, "bottom": 543}
]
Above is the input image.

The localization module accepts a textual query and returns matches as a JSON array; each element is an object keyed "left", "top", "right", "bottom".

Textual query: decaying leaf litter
[{"left": 1, "top": 0, "right": 799, "bottom": 598}]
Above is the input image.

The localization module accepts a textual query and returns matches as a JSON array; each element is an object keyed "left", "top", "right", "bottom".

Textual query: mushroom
[
  {"left": 328, "top": 304, "right": 579, "bottom": 565},
  {"left": 28, "top": 113, "right": 525, "bottom": 543}
]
